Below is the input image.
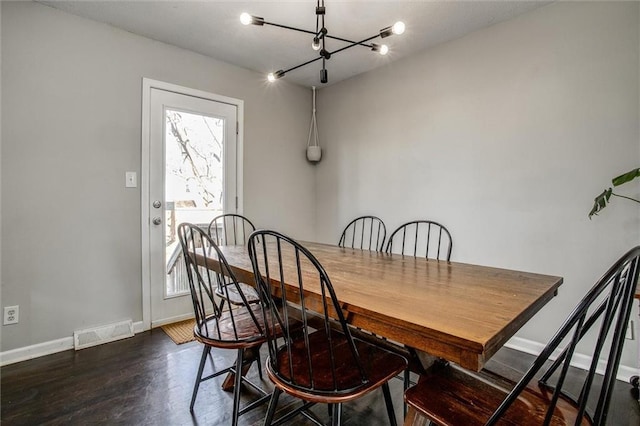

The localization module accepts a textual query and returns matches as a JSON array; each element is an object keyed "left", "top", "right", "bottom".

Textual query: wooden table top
[{"left": 201, "top": 241, "right": 562, "bottom": 371}]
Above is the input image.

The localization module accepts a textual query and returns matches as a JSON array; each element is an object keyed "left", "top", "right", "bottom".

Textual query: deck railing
[
  {"left": 166, "top": 243, "right": 190, "bottom": 297},
  {"left": 165, "top": 222, "right": 210, "bottom": 297}
]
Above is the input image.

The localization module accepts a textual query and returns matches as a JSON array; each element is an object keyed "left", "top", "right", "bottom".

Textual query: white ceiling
[{"left": 38, "top": 1, "right": 552, "bottom": 88}]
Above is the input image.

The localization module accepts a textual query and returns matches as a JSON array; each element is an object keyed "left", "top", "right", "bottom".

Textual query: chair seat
[
  {"left": 195, "top": 304, "right": 268, "bottom": 349},
  {"left": 216, "top": 281, "right": 260, "bottom": 305},
  {"left": 267, "top": 329, "right": 407, "bottom": 404},
  {"left": 196, "top": 304, "right": 299, "bottom": 349},
  {"left": 404, "top": 364, "right": 587, "bottom": 426}
]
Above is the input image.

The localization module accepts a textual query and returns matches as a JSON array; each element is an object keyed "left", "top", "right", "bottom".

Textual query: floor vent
[{"left": 73, "top": 320, "right": 134, "bottom": 350}]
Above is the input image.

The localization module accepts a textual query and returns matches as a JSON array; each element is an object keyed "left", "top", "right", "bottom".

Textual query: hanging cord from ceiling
[{"left": 306, "top": 86, "right": 321, "bottom": 163}]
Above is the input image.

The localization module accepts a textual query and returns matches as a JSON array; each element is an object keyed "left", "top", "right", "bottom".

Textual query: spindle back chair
[
  {"left": 386, "top": 220, "right": 453, "bottom": 260},
  {"left": 248, "top": 230, "right": 407, "bottom": 426},
  {"left": 404, "top": 246, "right": 640, "bottom": 426},
  {"left": 177, "top": 223, "right": 269, "bottom": 425},
  {"left": 207, "top": 213, "right": 260, "bottom": 307},
  {"left": 338, "top": 215, "right": 386, "bottom": 252}
]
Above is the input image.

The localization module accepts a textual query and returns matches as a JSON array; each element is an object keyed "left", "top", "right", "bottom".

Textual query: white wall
[
  {"left": 1, "top": 1, "right": 315, "bottom": 352},
  {"left": 2, "top": 0, "right": 639, "bottom": 374},
  {"left": 315, "top": 1, "right": 640, "bottom": 367}
]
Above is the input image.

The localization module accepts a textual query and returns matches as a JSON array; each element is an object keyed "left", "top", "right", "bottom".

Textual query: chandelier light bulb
[
  {"left": 392, "top": 21, "right": 405, "bottom": 35},
  {"left": 267, "top": 70, "right": 285, "bottom": 82},
  {"left": 311, "top": 38, "right": 321, "bottom": 51},
  {"left": 371, "top": 43, "right": 389, "bottom": 55},
  {"left": 240, "top": 13, "right": 252, "bottom": 25}
]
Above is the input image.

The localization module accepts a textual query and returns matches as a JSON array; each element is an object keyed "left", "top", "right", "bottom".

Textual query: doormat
[{"left": 161, "top": 319, "right": 196, "bottom": 345}]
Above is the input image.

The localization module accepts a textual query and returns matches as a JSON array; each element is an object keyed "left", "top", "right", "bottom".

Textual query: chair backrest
[
  {"left": 385, "top": 220, "right": 453, "bottom": 260},
  {"left": 338, "top": 215, "right": 386, "bottom": 252},
  {"left": 487, "top": 246, "right": 640, "bottom": 425},
  {"left": 208, "top": 214, "right": 255, "bottom": 246},
  {"left": 247, "top": 230, "right": 369, "bottom": 395},
  {"left": 178, "top": 222, "right": 263, "bottom": 343}
]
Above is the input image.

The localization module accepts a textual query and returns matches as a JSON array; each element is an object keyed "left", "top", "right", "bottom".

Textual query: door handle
[
  {"left": 153, "top": 200, "right": 162, "bottom": 209},
  {"left": 152, "top": 217, "right": 162, "bottom": 226}
]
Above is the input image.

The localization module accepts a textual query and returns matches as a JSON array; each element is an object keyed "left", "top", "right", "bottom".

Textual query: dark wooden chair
[
  {"left": 385, "top": 219, "right": 453, "bottom": 413},
  {"left": 247, "top": 230, "right": 408, "bottom": 426},
  {"left": 385, "top": 220, "right": 452, "bottom": 260},
  {"left": 208, "top": 213, "right": 256, "bottom": 246},
  {"left": 207, "top": 213, "right": 260, "bottom": 307},
  {"left": 404, "top": 246, "right": 640, "bottom": 426},
  {"left": 178, "top": 223, "right": 270, "bottom": 426},
  {"left": 338, "top": 215, "right": 386, "bottom": 252}
]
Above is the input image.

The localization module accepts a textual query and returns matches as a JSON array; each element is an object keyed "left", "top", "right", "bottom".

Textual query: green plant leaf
[
  {"left": 588, "top": 188, "right": 613, "bottom": 218},
  {"left": 612, "top": 168, "right": 640, "bottom": 186}
]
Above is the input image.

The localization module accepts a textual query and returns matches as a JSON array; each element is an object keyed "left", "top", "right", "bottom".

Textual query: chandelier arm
[
  {"left": 263, "top": 21, "right": 317, "bottom": 36},
  {"left": 324, "top": 34, "right": 375, "bottom": 48},
  {"left": 262, "top": 14, "right": 380, "bottom": 48},
  {"left": 276, "top": 32, "right": 382, "bottom": 78},
  {"left": 282, "top": 56, "right": 324, "bottom": 74},
  {"left": 321, "top": 0, "right": 325, "bottom": 32},
  {"left": 266, "top": 20, "right": 376, "bottom": 48},
  {"left": 329, "top": 34, "right": 380, "bottom": 56},
  {"left": 321, "top": 13, "right": 326, "bottom": 52}
]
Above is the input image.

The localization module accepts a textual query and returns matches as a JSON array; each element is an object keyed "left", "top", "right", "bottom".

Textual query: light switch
[{"left": 125, "top": 171, "right": 137, "bottom": 188}]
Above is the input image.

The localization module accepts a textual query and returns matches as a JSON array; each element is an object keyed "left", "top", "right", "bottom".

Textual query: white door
[{"left": 142, "top": 81, "right": 242, "bottom": 328}]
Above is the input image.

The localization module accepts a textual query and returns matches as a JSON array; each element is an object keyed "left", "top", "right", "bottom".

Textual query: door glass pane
[{"left": 165, "top": 109, "right": 224, "bottom": 297}]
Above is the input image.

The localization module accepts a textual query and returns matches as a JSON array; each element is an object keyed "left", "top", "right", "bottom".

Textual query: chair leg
[
  {"left": 231, "top": 348, "right": 244, "bottom": 426},
  {"left": 256, "top": 350, "right": 263, "bottom": 379},
  {"left": 403, "top": 369, "right": 411, "bottom": 417},
  {"left": 263, "top": 387, "right": 282, "bottom": 426},
  {"left": 190, "top": 345, "right": 211, "bottom": 412},
  {"left": 382, "top": 382, "right": 398, "bottom": 426},
  {"left": 331, "top": 403, "right": 342, "bottom": 426}
]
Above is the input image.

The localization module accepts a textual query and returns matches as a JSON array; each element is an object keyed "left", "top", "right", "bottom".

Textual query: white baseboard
[
  {"left": 133, "top": 320, "right": 145, "bottom": 334},
  {"left": 150, "top": 313, "right": 194, "bottom": 329},
  {"left": 0, "top": 336, "right": 74, "bottom": 366},
  {"left": 505, "top": 336, "right": 639, "bottom": 383},
  {"left": 0, "top": 321, "right": 145, "bottom": 367}
]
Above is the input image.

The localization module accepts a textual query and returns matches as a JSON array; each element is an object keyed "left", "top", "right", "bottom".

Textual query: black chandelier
[{"left": 240, "top": 0, "right": 405, "bottom": 84}]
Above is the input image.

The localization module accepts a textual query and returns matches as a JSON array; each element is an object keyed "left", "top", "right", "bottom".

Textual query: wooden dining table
[{"left": 198, "top": 240, "right": 563, "bottom": 372}]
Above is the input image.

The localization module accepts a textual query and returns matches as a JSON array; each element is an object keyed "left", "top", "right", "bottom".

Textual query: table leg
[
  {"left": 415, "top": 351, "right": 441, "bottom": 371},
  {"left": 402, "top": 352, "right": 451, "bottom": 425},
  {"left": 221, "top": 345, "right": 261, "bottom": 391}
]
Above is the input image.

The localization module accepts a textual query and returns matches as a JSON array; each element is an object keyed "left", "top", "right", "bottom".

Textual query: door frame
[{"left": 140, "top": 78, "right": 244, "bottom": 331}]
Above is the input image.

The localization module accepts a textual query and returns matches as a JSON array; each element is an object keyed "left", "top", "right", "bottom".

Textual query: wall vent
[{"left": 73, "top": 319, "right": 134, "bottom": 350}]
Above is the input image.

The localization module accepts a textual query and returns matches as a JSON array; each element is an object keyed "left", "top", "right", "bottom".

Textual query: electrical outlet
[
  {"left": 626, "top": 320, "right": 634, "bottom": 340},
  {"left": 3, "top": 305, "right": 19, "bottom": 325}
]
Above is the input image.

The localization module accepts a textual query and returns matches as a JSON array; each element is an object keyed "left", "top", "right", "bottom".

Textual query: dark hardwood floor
[{"left": 1, "top": 329, "right": 639, "bottom": 425}]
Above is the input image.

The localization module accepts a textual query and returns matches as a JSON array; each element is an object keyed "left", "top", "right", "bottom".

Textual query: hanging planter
[{"left": 307, "top": 86, "right": 322, "bottom": 163}]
